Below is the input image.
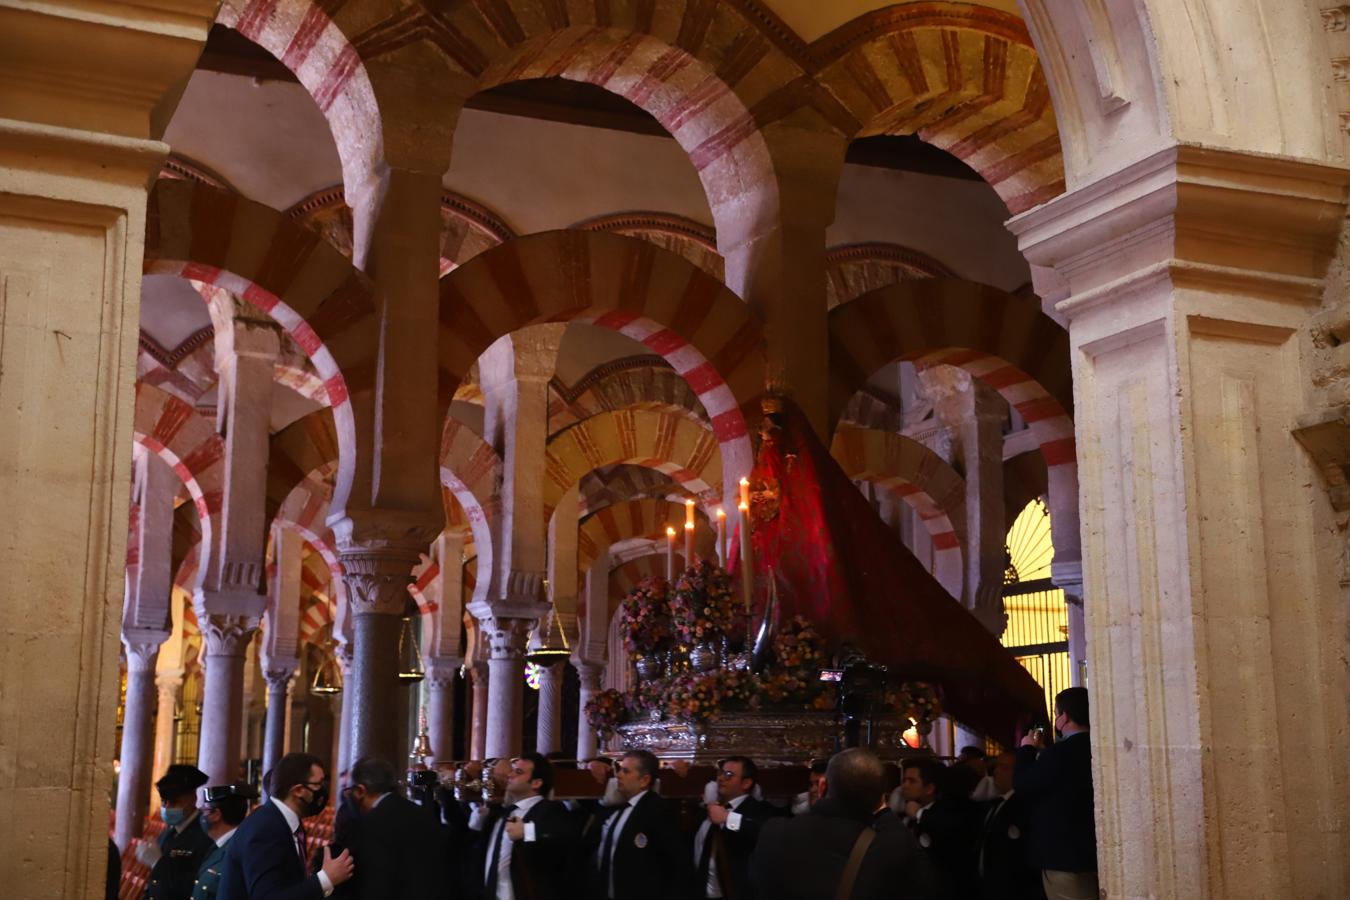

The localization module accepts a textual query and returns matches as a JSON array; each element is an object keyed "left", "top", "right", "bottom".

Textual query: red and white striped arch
[
  {"left": 576, "top": 498, "right": 716, "bottom": 579},
  {"left": 440, "top": 230, "right": 761, "bottom": 510},
  {"left": 145, "top": 178, "right": 370, "bottom": 513},
  {"left": 830, "top": 425, "right": 966, "bottom": 598},
  {"left": 133, "top": 385, "right": 224, "bottom": 593}
]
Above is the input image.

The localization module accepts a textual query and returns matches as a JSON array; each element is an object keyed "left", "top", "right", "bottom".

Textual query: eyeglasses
[{"left": 718, "top": 769, "right": 739, "bottom": 780}]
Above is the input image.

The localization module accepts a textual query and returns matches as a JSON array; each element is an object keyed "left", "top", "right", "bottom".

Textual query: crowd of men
[{"left": 123, "top": 687, "right": 1096, "bottom": 900}]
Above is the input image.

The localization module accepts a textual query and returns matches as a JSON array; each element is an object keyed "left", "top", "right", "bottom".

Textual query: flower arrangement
[
  {"left": 886, "top": 681, "right": 943, "bottom": 723},
  {"left": 668, "top": 560, "right": 746, "bottom": 646},
  {"left": 584, "top": 688, "right": 630, "bottom": 737},
  {"left": 771, "top": 616, "right": 825, "bottom": 670},
  {"left": 618, "top": 576, "right": 674, "bottom": 656}
]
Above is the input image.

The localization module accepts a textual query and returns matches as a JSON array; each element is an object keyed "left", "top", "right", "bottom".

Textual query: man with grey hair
[{"left": 750, "top": 748, "right": 935, "bottom": 899}]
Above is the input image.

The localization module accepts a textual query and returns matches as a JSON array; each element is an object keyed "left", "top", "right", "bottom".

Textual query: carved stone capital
[
  {"left": 425, "top": 658, "right": 462, "bottom": 690},
  {"left": 123, "top": 639, "right": 164, "bottom": 673},
  {"left": 263, "top": 666, "right": 298, "bottom": 691},
  {"left": 485, "top": 617, "right": 534, "bottom": 660},
  {"left": 468, "top": 660, "right": 489, "bottom": 685},
  {"left": 155, "top": 669, "right": 185, "bottom": 695},
  {"left": 200, "top": 614, "right": 259, "bottom": 657},
  {"left": 339, "top": 548, "right": 423, "bottom": 617},
  {"left": 330, "top": 510, "right": 443, "bottom": 556},
  {"left": 574, "top": 661, "right": 605, "bottom": 691}
]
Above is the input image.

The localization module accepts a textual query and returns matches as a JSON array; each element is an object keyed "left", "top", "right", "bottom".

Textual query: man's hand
[
  {"left": 1020, "top": 728, "right": 1047, "bottom": 749},
  {"left": 505, "top": 818, "right": 525, "bottom": 841},
  {"left": 321, "top": 846, "right": 354, "bottom": 886},
  {"left": 707, "top": 803, "right": 729, "bottom": 826},
  {"left": 903, "top": 800, "right": 922, "bottom": 820}
]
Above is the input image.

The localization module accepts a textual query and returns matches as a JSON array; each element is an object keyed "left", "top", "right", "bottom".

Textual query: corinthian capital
[
  {"left": 484, "top": 617, "right": 533, "bottom": 660},
  {"left": 200, "top": 614, "right": 259, "bottom": 656},
  {"left": 123, "top": 638, "right": 164, "bottom": 673},
  {"left": 339, "top": 548, "right": 422, "bottom": 617}
]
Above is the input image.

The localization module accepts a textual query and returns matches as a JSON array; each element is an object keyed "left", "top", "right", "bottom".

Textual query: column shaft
[
  {"left": 575, "top": 663, "right": 603, "bottom": 761},
  {"left": 535, "top": 663, "right": 564, "bottom": 755},
  {"left": 114, "top": 646, "right": 160, "bottom": 851},
  {"left": 261, "top": 671, "right": 295, "bottom": 781},
  {"left": 425, "top": 667, "right": 457, "bottom": 762},
  {"left": 197, "top": 617, "right": 254, "bottom": 785},
  {"left": 348, "top": 611, "right": 403, "bottom": 764},
  {"left": 469, "top": 663, "right": 489, "bottom": 760},
  {"left": 152, "top": 672, "right": 183, "bottom": 786}
]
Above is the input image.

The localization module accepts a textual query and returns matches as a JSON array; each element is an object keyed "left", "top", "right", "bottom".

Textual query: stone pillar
[
  {"left": 718, "top": 127, "right": 848, "bottom": 438},
  {"left": 152, "top": 670, "right": 183, "bottom": 785},
  {"left": 425, "top": 661, "right": 458, "bottom": 763},
  {"left": 0, "top": 1, "right": 213, "bottom": 889},
  {"left": 483, "top": 618, "right": 531, "bottom": 758},
  {"left": 575, "top": 662, "right": 604, "bottom": 761},
  {"left": 261, "top": 667, "right": 296, "bottom": 782},
  {"left": 469, "top": 661, "right": 489, "bottom": 760},
  {"left": 1010, "top": 145, "right": 1350, "bottom": 899},
  {"left": 1053, "top": 569, "right": 1088, "bottom": 687},
  {"left": 196, "top": 615, "right": 258, "bottom": 785},
  {"left": 333, "top": 641, "right": 354, "bottom": 780},
  {"left": 535, "top": 663, "right": 565, "bottom": 755},
  {"left": 114, "top": 641, "right": 161, "bottom": 851}
]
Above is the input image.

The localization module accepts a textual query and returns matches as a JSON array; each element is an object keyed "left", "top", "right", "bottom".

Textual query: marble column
[
  {"left": 484, "top": 618, "right": 531, "bottom": 759},
  {"left": 114, "top": 641, "right": 161, "bottom": 851},
  {"left": 152, "top": 670, "right": 184, "bottom": 785},
  {"left": 1010, "top": 145, "right": 1350, "bottom": 899},
  {"left": 425, "top": 661, "right": 458, "bottom": 763},
  {"left": 333, "top": 641, "right": 354, "bottom": 780},
  {"left": 261, "top": 667, "right": 297, "bottom": 783},
  {"left": 535, "top": 662, "right": 565, "bottom": 756},
  {"left": 196, "top": 615, "right": 258, "bottom": 785},
  {"left": 1054, "top": 573, "right": 1088, "bottom": 687},
  {"left": 469, "top": 661, "right": 489, "bottom": 760},
  {"left": 575, "top": 662, "right": 604, "bottom": 762}
]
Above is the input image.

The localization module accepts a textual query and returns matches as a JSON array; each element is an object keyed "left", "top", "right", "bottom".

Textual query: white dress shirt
[
  {"left": 215, "top": 827, "right": 237, "bottom": 849},
  {"left": 270, "top": 798, "right": 333, "bottom": 896},
  {"left": 694, "top": 794, "right": 748, "bottom": 898},
  {"left": 597, "top": 790, "right": 647, "bottom": 899},
  {"left": 484, "top": 794, "right": 544, "bottom": 900}
]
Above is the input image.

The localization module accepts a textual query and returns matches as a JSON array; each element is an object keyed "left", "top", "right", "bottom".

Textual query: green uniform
[{"left": 191, "top": 837, "right": 230, "bottom": 900}]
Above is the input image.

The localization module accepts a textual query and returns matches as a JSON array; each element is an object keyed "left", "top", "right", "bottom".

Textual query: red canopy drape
[{"left": 730, "top": 400, "right": 1046, "bottom": 744}]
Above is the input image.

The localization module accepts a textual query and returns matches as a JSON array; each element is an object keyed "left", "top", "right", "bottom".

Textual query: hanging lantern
[
  {"left": 397, "top": 616, "right": 426, "bottom": 684},
  {"left": 311, "top": 647, "right": 343, "bottom": 695},
  {"left": 524, "top": 607, "right": 570, "bottom": 667}
]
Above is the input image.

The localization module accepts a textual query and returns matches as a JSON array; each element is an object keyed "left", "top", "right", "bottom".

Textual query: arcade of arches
[{"left": 2, "top": 0, "right": 1349, "bottom": 897}]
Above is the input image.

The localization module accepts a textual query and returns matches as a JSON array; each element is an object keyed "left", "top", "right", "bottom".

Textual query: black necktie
[
  {"left": 294, "top": 824, "right": 307, "bottom": 870},
  {"left": 697, "top": 821, "right": 720, "bottom": 893},
  {"left": 485, "top": 805, "right": 517, "bottom": 897},
  {"left": 599, "top": 807, "right": 623, "bottom": 893}
]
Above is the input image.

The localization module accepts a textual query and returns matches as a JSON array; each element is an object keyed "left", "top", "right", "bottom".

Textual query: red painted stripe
[
  {"left": 710, "top": 410, "right": 747, "bottom": 442},
  {"left": 680, "top": 361, "right": 724, "bottom": 395},
  {"left": 591, "top": 310, "right": 642, "bottom": 331},
  {"left": 282, "top": 5, "right": 329, "bottom": 70},
  {"left": 315, "top": 45, "right": 360, "bottom": 113},
  {"left": 235, "top": 0, "right": 280, "bottom": 42},
  {"left": 643, "top": 328, "right": 688, "bottom": 356},
  {"left": 323, "top": 374, "right": 349, "bottom": 407},
  {"left": 1013, "top": 396, "right": 1064, "bottom": 424},
  {"left": 291, "top": 322, "right": 322, "bottom": 355},
  {"left": 243, "top": 283, "right": 280, "bottom": 314},
  {"left": 179, "top": 438, "right": 225, "bottom": 476},
  {"left": 1040, "top": 437, "right": 1076, "bottom": 467},
  {"left": 931, "top": 531, "right": 961, "bottom": 550},
  {"left": 178, "top": 262, "right": 220, "bottom": 285}
]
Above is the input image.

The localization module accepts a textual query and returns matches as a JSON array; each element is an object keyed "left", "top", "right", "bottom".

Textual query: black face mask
[{"left": 301, "top": 784, "right": 329, "bottom": 817}]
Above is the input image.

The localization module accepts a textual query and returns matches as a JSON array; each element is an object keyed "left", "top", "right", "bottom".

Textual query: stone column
[
  {"left": 152, "top": 670, "right": 183, "bottom": 785},
  {"left": 425, "top": 661, "right": 458, "bottom": 763},
  {"left": 535, "top": 663, "right": 565, "bottom": 755},
  {"left": 1053, "top": 569, "right": 1088, "bottom": 687},
  {"left": 196, "top": 615, "right": 258, "bottom": 785},
  {"left": 718, "top": 127, "right": 848, "bottom": 439},
  {"left": 483, "top": 618, "right": 531, "bottom": 758},
  {"left": 1010, "top": 145, "right": 1350, "bottom": 899},
  {"left": 575, "top": 662, "right": 604, "bottom": 761},
  {"left": 333, "top": 641, "right": 354, "bottom": 780},
  {"left": 469, "top": 661, "right": 489, "bottom": 760},
  {"left": 0, "top": 2, "right": 213, "bottom": 890},
  {"left": 114, "top": 641, "right": 161, "bottom": 851},
  {"left": 261, "top": 667, "right": 297, "bottom": 782}
]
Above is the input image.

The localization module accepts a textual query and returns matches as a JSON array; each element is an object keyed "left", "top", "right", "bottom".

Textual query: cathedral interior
[{"left": 2, "top": 0, "right": 1349, "bottom": 897}]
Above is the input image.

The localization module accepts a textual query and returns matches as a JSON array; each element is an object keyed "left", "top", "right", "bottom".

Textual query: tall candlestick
[
  {"left": 739, "top": 477, "right": 750, "bottom": 509},
  {"left": 684, "top": 521, "right": 696, "bottom": 567},
  {"left": 738, "top": 501, "right": 753, "bottom": 617},
  {"left": 666, "top": 526, "right": 677, "bottom": 580},
  {"left": 685, "top": 498, "right": 695, "bottom": 529},
  {"left": 716, "top": 508, "right": 727, "bottom": 566}
]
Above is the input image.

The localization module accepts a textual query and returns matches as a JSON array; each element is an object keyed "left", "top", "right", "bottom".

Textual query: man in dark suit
[
  {"left": 974, "top": 753, "right": 1043, "bottom": 900},
  {"left": 217, "top": 751, "right": 354, "bottom": 900},
  {"left": 750, "top": 748, "right": 935, "bottom": 900},
  {"left": 1015, "top": 687, "right": 1097, "bottom": 900},
  {"left": 901, "top": 757, "right": 974, "bottom": 899},
  {"left": 143, "top": 764, "right": 214, "bottom": 900},
  {"left": 585, "top": 749, "right": 693, "bottom": 900},
  {"left": 472, "top": 752, "right": 578, "bottom": 900},
  {"left": 693, "top": 756, "right": 779, "bottom": 900},
  {"left": 336, "top": 756, "right": 440, "bottom": 900}
]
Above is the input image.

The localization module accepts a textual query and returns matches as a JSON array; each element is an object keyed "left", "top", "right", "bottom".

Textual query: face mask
[
  {"left": 161, "top": 807, "right": 186, "bottom": 827},
  {"left": 301, "top": 785, "right": 328, "bottom": 817}
]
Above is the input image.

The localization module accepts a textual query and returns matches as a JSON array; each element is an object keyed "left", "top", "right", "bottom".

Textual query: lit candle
[
  {"left": 685, "top": 498, "right": 696, "bottom": 529},
  {"left": 666, "top": 525, "right": 677, "bottom": 580},
  {"left": 715, "top": 508, "right": 727, "bottom": 566},
  {"left": 684, "top": 521, "right": 696, "bottom": 568},
  {"left": 739, "top": 476, "right": 750, "bottom": 509},
  {"left": 738, "top": 501, "right": 753, "bottom": 617}
]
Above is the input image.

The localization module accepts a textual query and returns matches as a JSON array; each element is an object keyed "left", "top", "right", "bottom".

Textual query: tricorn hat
[{"left": 156, "top": 764, "right": 209, "bottom": 800}]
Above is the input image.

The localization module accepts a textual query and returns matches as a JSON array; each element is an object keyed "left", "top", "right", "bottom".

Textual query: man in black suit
[
  {"left": 1015, "top": 687, "right": 1097, "bottom": 900},
  {"left": 693, "top": 756, "right": 779, "bottom": 900},
  {"left": 586, "top": 749, "right": 693, "bottom": 900},
  {"left": 217, "top": 751, "right": 354, "bottom": 900},
  {"left": 973, "top": 752, "right": 1043, "bottom": 900},
  {"left": 750, "top": 747, "right": 935, "bottom": 900},
  {"left": 901, "top": 757, "right": 973, "bottom": 899},
  {"left": 337, "top": 756, "right": 440, "bottom": 900},
  {"left": 472, "top": 752, "right": 578, "bottom": 900},
  {"left": 143, "top": 764, "right": 214, "bottom": 900}
]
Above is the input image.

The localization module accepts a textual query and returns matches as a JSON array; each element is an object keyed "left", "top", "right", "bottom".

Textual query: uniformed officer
[
  {"left": 140, "top": 764, "right": 214, "bottom": 900},
  {"left": 192, "top": 784, "right": 255, "bottom": 900}
]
